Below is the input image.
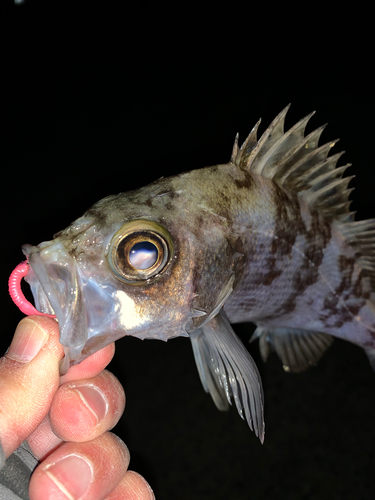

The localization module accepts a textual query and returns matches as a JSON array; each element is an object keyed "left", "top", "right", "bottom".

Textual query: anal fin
[{"left": 251, "top": 326, "right": 333, "bottom": 373}]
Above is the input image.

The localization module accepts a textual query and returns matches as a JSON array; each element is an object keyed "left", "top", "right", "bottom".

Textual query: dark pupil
[{"left": 129, "top": 241, "right": 158, "bottom": 270}]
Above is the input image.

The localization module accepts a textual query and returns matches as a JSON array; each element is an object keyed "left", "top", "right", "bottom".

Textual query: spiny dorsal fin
[
  {"left": 235, "top": 106, "right": 355, "bottom": 224},
  {"left": 235, "top": 106, "right": 375, "bottom": 289}
]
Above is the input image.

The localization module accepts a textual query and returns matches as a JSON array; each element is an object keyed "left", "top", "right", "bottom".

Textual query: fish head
[{"left": 23, "top": 171, "right": 240, "bottom": 373}]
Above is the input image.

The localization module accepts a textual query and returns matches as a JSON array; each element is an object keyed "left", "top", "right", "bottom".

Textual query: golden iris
[{"left": 108, "top": 219, "right": 173, "bottom": 283}]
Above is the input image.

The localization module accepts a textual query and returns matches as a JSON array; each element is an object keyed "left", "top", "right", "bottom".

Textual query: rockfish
[{"left": 14, "top": 106, "right": 375, "bottom": 442}]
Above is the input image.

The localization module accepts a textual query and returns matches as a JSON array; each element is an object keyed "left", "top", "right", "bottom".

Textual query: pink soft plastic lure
[{"left": 8, "top": 261, "right": 56, "bottom": 318}]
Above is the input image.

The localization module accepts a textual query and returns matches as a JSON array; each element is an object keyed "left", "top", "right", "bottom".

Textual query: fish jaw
[{"left": 22, "top": 238, "right": 121, "bottom": 370}]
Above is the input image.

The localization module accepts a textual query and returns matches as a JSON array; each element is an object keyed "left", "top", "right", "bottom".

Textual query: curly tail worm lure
[{"left": 8, "top": 261, "right": 56, "bottom": 318}]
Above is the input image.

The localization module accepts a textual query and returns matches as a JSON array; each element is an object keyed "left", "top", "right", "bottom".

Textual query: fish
[{"left": 16, "top": 105, "right": 375, "bottom": 443}]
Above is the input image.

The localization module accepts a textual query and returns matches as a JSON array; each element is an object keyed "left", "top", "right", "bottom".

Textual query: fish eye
[{"left": 108, "top": 219, "right": 173, "bottom": 284}]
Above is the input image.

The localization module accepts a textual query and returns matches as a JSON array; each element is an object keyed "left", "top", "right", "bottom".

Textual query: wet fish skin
[
  {"left": 22, "top": 106, "right": 375, "bottom": 441},
  {"left": 225, "top": 179, "right": 375, "bottom": 346}
]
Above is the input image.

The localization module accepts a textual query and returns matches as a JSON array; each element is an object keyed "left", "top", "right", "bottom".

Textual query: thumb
[{"left": 0, "top": 316, "right": 64, "bottom": 458}]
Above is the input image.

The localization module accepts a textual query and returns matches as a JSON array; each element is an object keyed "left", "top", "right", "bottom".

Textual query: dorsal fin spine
[
  {"left": 298, "top": 152, "right": 347, "bottom": 183},
  {"left": 230, "top": 133, "right": 239, "bottom": 164},
  {"left": 237, "top": 119, "right": 261, "bottom": 169},
  {"left": 255, "top": 111, "right": 316, "bottom": 177},
  {"left": 305, "top": 164, "right": 351, "bottom": 190},
  {"left": 242, "top": 105, "right": 290, "bottom": 171},
  {"left": 274, "top": 126, "right": 329, "bottom": 185}
]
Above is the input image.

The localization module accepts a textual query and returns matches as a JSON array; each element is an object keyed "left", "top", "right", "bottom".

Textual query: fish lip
[
  {"left": 22, "top": 241, "right": 89, "bottom": 365},
  {"left": 22, "top": 243, "right": 65, "bottom": 319}
]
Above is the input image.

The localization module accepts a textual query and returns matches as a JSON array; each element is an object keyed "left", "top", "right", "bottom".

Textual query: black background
[{"left": 1, "top": 1, "right": 375, "bottom": 499}]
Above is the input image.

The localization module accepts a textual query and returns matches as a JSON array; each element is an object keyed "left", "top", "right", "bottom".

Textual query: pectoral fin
[
  {"left": 190, "top": 310, "right": 265, "bottom": 442},
  {"left": 190, "top": 328, "right": 230, "bottom": 412},
  {"left": 251, "top": 326, "right": 333, "bottom": 373}
]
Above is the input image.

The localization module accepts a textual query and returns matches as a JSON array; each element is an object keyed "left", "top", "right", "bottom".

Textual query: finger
[
  {"left": 27, "top": 415, "right": 63, "bottom": 461},
  {"left": 29, "top": 370, "right": 125, "bottom": 460},
  {"left": 50, "top": 370, "right": 125, "bottom": 443},
  {"left": 0, "top": 316, "right": 63, "bottom": 458},
  {"left": 29, "top": 432, "right": 129, "bottom": 500},
  {"left": 106, "top": 470, "right": 155, "bottom": 500}
]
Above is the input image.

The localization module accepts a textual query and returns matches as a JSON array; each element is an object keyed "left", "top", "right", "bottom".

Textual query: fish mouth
[
  {"left": 22, "top": 241, "right": 119, "bottom": 374},
  {"left": 22, "top": 244, "right": 66, "bottom": 318}
]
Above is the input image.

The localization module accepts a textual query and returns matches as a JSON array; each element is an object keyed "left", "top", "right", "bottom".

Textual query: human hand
[{"left": 0, "top": 316, "right": 155, "bottom": 499}]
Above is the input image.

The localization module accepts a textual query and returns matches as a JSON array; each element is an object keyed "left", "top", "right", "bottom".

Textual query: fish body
[{"left": 22, "top": 106, "right": 375, "bottom": 441}]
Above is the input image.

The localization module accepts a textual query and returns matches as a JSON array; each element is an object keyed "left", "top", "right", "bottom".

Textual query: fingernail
[
  {"left": 44, "top": 455, "right": 92, "bottom": 499},
  {"left": 72, "top": 385, "right": 108, "bottom": 423},
  {"left": 7, "top": 318, "right": 49, "bottom": 363}
]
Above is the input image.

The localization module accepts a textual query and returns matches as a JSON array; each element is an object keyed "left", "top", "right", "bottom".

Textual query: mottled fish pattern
[{"left": 23, "top": 106, "right": 375, "bottom": 442}]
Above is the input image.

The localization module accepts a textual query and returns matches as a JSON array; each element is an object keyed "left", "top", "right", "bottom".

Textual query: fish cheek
[{"left": 145, "top": 251, "right": 196, "bottom": 327}]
